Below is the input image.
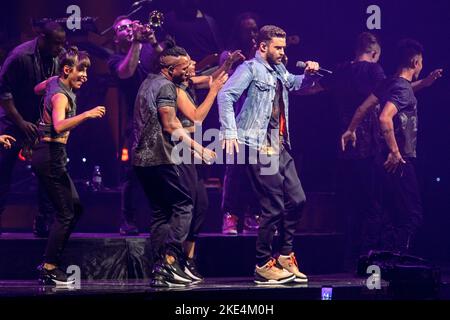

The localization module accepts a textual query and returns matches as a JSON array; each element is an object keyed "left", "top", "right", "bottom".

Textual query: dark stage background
[{"left": 0, "top": 0, "right": 449, "bottom": 261}]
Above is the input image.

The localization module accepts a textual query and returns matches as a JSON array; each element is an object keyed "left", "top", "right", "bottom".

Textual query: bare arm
[
  {"left": 117, "top": 42, "right": 142, "bottom": 79},
  {"left": 190, "top": 76, "right": 212, "bottom": 89},
  {"left": 51, "top": 93, "right": 105, "bottom": 134},
  {"left": 177, "top": 73, "right": 227, "bottom": 124},
  {"left": 0, "top": 98, "right": 38, "bottom": 140},
  {"left": 212, "top": 50, "right": 245, "bottom": 79},
  {"left": 412, "top": 69, "right": 443, "bottom": 92},
  {"left": 340, "top": 94, "right": 379, "bottom": 151},
  {"left": 379, "top": 102, "right": 400, "bottom": 154},
  {"left": 348, "top": 94, "right": 379, "bottom": 132},
  {"left": 176, "top": 88, "right": 215, "bottom": 124},
  {"left": 34, "top": 76, "right": 58, "bottom": 95},
  {"left": 379, "top": 102, "right": 405, "bottom": 173},
  {"left": 158, "top": 106, "right": 215, "bottom": 162},
  {"left": 0, "top": 98, "right": 26, "bottom": 127}
]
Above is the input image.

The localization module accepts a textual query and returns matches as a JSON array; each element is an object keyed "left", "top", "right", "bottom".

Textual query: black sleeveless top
[{"left": 39, "top": 77, "right": 77, "bottom": 139}]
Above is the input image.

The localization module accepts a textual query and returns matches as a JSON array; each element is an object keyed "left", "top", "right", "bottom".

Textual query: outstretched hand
[{"left": 0, "top": 135, "right": 16, "bottom": 149}]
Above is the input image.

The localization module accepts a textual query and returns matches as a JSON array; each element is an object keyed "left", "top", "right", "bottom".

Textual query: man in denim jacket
[{"left": 218, "top": 25, "right": 319, "bottom": 285}]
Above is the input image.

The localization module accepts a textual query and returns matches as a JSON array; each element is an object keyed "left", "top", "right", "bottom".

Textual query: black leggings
[{"left": 32, "top": 141, "right": 83, "bottom": 265}]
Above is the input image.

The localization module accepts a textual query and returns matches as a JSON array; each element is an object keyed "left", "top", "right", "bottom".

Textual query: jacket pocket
[{"left": 254, "top": 80, "right": 273, "bottom": 91}]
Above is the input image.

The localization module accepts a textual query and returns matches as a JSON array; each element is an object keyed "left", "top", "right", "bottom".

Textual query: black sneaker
[
  {"left": 151, "top": 258, "right": 193, "bottom": 287},
  {"left": 37, "top": 264, "right": 75, "bottom": 286},
  {"left": 183, "top": 258, "right": 204, "bottom": 282},
  {"left": 119, "top": 220, "right": 139, "bottom": 236}
]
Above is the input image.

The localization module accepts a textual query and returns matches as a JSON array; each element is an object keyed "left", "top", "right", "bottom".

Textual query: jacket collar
[{"left": 255, "top": 51, "right": 276, "bottom": 73}]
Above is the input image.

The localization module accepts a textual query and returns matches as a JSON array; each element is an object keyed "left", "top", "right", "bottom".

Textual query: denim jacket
[{"left": 218, "top": 51, "right": 314, "bottom": 149}]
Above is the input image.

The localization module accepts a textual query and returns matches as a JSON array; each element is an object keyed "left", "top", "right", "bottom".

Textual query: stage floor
[{"left": 0, "top": 274, "right": 391, "bottom": 300}]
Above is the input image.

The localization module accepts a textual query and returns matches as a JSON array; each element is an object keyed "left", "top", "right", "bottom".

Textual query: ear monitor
[{"left": 168, "top": 65, "right": 174, "bottom": 76}]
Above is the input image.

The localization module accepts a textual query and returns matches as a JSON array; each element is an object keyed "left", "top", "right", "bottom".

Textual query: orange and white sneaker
[
  {"left": 277, "top": 253, "right": 308, "bottom": 283},
  {"left": 254, "top": 258, "right": 295, "bottom": 285}
]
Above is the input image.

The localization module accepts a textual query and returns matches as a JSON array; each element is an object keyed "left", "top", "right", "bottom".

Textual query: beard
[
  {"left": 267, "top": 52, "right": 282, "bottom": 65},
  {"left": 172, "top": 74, "right": 186, "bottom": 84}
]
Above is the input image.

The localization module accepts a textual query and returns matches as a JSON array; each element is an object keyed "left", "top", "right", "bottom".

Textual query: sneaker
[
  {"left": 119, "top": 220, "right": 139, "bottom": 236},
  {"left": 33, "top": 217, "right": 49, "bottom": 238},
  {"left": 222, "top": 213, "right": 238, "bottom": 235},
  {"left": 183, "top": 258, "right": 203, "bottom": 282},
  {"left": 277, "top": 253, "right": 308, "bottom": 283},
  {"left": 37, "top": 264, "right": 75, "bottom": 286},
  {"left": 254, "top": 258, "right": 295, "bottom": 285},
  {"left": 243, "top": 215, "right": 260, "bottom": 234},
  {"left": 151, "top": 256, "right": 193, "bottom": 288}
]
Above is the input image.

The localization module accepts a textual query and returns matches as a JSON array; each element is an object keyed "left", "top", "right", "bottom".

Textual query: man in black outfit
[
  {"left": 132, "top": 44, "right": 215, "bottom": 287},
  {"left": 317, "top": 32, "right": 386, "bottom": 265},
  {"left": 0, "top": 22, "right": 65, "bottom": 237},
  {"left": 108, "top": 15, "right": 163, "bottom": 235},
  {"left": 374, "top": 39, "right": 441, "bottom": 253},
  {"left": 341, "top": 38, "right": 443, "bottom": 255}
]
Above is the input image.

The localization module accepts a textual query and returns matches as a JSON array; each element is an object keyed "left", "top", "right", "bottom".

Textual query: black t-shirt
[
  {"left": 266, "top": 79, "right": 286, "bottom": 150},
  {"left": 374, "top": 77, "right": 418, "bottom": 158},
  {"left": 108, "top": 44, "right": 157, "bottom": 117},
  {"left": 132, "top": 73, "right": 178, "bottom": 167},
  {"left": 321, "top": 61, "right": 386, "bottom": 159},
  {"left": 0, "top": 38, "right": 59, "bottom": 137}
]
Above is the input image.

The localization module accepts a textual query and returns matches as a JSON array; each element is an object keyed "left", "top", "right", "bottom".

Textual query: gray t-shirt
[{"left": 132, "top": 73, "right": 178, "bottom": 167}]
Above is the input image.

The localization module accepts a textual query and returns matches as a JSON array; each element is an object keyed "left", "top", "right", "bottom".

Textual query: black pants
[
  {"left": 377, "top": 156, "right": 423, "bottom": 253},
  {"left": 121, "top": 166, "right": 141, "bottom": 223},
  {"left": 120, "top": 126, "right": 143, "bottom": 224},
  {"left": 336, "top": 157, "right": 384, "bottom": 261},
  {"left": 31, "top": 141, "right": 83, "bottom": 265},
  {"left": 134, "top": 165, "right": 193, "bottom": 262},
  {"left": 0, "top": 136, "right": 55, "bottom": 226},
  {"left": 178, "top": 163, "right": 208, "bottom": 242},
  {"left": 245, "top": 146, "right": 306, "bottom": 266},
  {"left": 221, "top": 164, "right": 261, "bottom": 217}
]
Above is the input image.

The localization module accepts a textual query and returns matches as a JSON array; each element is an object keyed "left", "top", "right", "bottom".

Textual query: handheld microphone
[
  {"left": 296, "top": 61, "right": 333, "bottom": 75},
  {"left": 132, "top": 0, "right": 152, "bottom": 7}
]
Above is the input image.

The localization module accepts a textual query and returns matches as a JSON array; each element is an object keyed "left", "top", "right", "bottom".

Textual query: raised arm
[
  {"left": 116, "top": 42, "right": 143, "bottom": 79},
  {"left": 412, "top": 68, "right": 443, "bottom": 92},
  {"left": 177, "top": 72, "right": 228, "bottom": 124}
]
